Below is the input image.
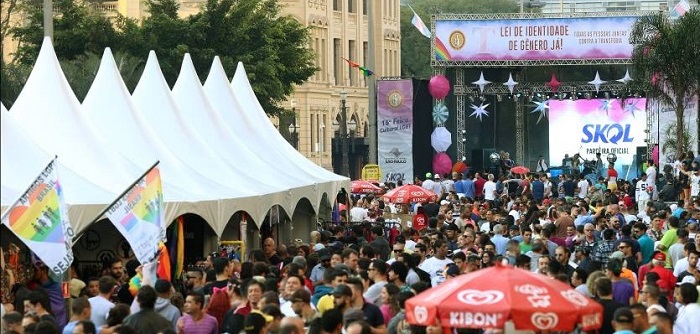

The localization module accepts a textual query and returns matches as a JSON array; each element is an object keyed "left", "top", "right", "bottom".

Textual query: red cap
[{"left": 653, "top": 252, "right": 666, "bottom": 262}]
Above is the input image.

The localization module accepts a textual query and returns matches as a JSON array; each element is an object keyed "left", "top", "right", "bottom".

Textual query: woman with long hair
[
  {"left": 480, "top": 250, "right": 495, "bottom": 268},
  {"left": 380, "top": 283, "right": 401, "bottom": 326}
]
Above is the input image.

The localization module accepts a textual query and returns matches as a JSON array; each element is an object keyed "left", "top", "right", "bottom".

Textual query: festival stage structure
[{"left": 429, "top": 11, "right": 660, "bottom": 173}]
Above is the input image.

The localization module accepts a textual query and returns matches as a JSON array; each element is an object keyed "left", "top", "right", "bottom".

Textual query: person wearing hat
[
  {"left": 647, "top": 252, "right": 677, "bottom": 299},
  {"left": 290, "top": 289, "right": 318, "bottom": 326},
  {"left": 309, "top": 249, "right": 332, "bottom": 286},
  {"left": 330, "top": 284, "right": 354, "bottom": 314},
  {"left": 420, "top": 174, "right": 437, "bottom": 198},
  {"left": 316, "top": 269, "right": 349, "bottom": 314},
  {"left": 244, "top": 310, "right": 272, "bottom": 334},
  {"left": 611, "top": 307, "right": 636, "bottom": 334}
]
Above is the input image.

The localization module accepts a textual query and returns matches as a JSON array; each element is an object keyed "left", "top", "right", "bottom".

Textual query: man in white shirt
[
  {"left": 646, "top": 161, "right": 657, "bottom": 200},
  {"left": 635, "top": 173, "right": 650, "bottom": 214},
  {"left": 349, "top": 199, "right": 368, "bottom": 222},
  {"left": 673, "top": 282, "right": 700, "bottom": 334},
  {"left": 419, "top": 240, "right": 453, "bottom": 287},
  {"left": 576, "top": 175, "right": 589, "bottom": 199},
  {"left": 483, "top": 174, "right": 498, "bottom": 201},
  {"left": 363, "top": 260, "right": 388, "bottom": 306},
  {"left": 89, "top": 276, "right": 116, "bottom": 329}
]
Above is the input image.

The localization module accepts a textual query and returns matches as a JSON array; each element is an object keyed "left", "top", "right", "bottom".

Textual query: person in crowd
[
  {"left": 364, "top": 260, "right": 388, "bottom": 306},
  {"left": 673, "top": 282, "right": 700, "bottom": 334},
  {"left": 176, "top": 292, "right": 217, "bottom": 334},
  {"left": 62, "top": 297, "right": 91, "bottom": 334},
  {"left": 122, "top": 286, "right": 173, "bottom": 333},
  {"left": 595, "top": 277, "right": 624, "bottom": 334}
]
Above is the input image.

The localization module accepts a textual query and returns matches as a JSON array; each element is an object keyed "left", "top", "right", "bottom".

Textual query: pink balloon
[
  {"left": 429, "top": 75, "right": 451, "bottom": 99},
  {"left": 433, "top": 152, "right": 452, "bottom": 176}
]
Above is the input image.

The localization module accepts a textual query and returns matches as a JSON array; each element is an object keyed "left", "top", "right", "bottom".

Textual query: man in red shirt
[
  {"left": 474, "top": 173, "right": 486, "bottom": 200},
  {"left": 648, "top": 252, "right": 676, "bottom": 299}
]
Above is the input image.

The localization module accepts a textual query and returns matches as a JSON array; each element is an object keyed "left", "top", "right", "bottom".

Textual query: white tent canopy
[{"left": 2, "top": 37, "right": 349, "bottom": 236}]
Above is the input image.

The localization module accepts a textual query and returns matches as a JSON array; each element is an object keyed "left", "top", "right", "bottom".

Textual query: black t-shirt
[
  {"left": 361, "top": 302, "right": 385, "bottom": 328},
  {"left": 422, "top": 203, "right": 440, "bottom": 218},
  {"left": 203, "top": 279, "right": 228, "bottom": 295},
  {"left": 596, "top": 298, "right": 623, "bottom": 334},
  {"left": 563, "top": 180, "right": 576, "bottom": 197}
]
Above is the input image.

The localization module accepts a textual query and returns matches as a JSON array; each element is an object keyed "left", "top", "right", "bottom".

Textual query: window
[
  {"left": 348, "top": 0, "right": 355, "bottom": 13},
  {"left": 333, "top": 0, "right": 341, "bottom": 11},
  {"left": 363, "top": 0, "right": 368, "bottom": 15},
  {"left": 363, "top": 42, "right": 368, "bottom": 86},
  {"left": 334, "top": 38, "right": 342, "bottom": 85},
  {"left": 348, "top": 40, "right": 356, "bottom": 86},
  {"left": 311, "top": 113, "right": 316, "bottom": 152}
]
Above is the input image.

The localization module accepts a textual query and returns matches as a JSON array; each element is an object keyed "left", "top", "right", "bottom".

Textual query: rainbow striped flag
[
  {"left": 409, "top": 5, "right": 431, "bottom": 38},
  {"left": 104, "top": 163, "right": 165, "bottom": 264},
  {"left": 1, "top": 158, "right": 74, "bottom": 276}
]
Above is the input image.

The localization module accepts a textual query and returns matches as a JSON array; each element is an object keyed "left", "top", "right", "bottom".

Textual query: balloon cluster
[{"left": 428, "top": 75, "right": 452, "bottom": 176}]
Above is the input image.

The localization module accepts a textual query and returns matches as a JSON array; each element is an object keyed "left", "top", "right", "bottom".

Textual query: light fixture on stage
[
  {"left": 479, "top": 95, "right": 486, "bottom": 102},
  {"left": 606, "top": 153, "right": 617, "bottom": 164},
  {"left": 461, "top": 138, "right": 467, "bottom": 142},
  {"left": 461, "top": 129, "right": 467, "bottom": 134},
  {"left": 496, "top": 94, "right": 503, "bottom": 102},
  {"left": 489, "top": 152, "right": 500, "bottom": 164}
]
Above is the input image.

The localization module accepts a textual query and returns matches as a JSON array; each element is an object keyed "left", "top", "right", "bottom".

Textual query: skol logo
[{"left": 581, "top": 124, "right": 634, "bottom": 144}]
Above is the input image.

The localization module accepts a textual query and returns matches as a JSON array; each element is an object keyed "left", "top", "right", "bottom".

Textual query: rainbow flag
[
  {"left": 104, "top": 163, "right": 165, "bottom": 264},
  {"left": 168, "top": 216, "right": 185, "bottom": 280},
  {"left": 409, "top": 5, "right": 431, "bottom": 38},
  {"left": 434, "top": 37, "right": 452, "bottom": 61},
  {"left": 1, "top": 159, "right": 74, "bottom": 276},
  {"left": 343, "top": 57, "right": 374, "bottom": 77}
]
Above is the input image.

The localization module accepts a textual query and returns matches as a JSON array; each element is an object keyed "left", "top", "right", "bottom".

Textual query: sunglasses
[{"left": 393, "top": 249, "right": 403, "bottom": 253}]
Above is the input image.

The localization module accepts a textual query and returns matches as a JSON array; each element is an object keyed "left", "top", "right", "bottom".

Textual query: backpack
[{"left": 413, "top": 267, "right": 431, "bottom": 283}]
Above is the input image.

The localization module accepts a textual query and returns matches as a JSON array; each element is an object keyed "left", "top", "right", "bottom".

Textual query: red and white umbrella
[
  {"left": 510, "top": 165, "right": 530, "bottom": 174},
  {"left": 382, "top": 184, "right": 436, "bottom": 204},
  {"left": 405, "top": 263, "right": 602, "bottom": 332},
  {"left": 351, "top": 180, "right": 382, "bottom": 194}
]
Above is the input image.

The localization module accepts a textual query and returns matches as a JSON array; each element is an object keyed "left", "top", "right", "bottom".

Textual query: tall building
[
  {"left": 2, "top": 0, "right": 400, "bottom": 176},
  {"left": 537, "top": 0, "right": 674, "bottom": 13},
  {"left": 281, "top": 0, "right": 400, "bottom": 174}
]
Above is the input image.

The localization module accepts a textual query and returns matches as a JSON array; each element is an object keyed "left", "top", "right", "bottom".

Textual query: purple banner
[
  {"left": 434, "top": 16, "right": 637, "bottom": 63},
  {"left": 377, "top": 80, "right": 413, "bottom": 184}
]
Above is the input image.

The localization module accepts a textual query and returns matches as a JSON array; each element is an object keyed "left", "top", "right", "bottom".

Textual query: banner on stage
[
  {"left": 433, "top": 16, "right": 637, "bottom": 63},
  {"left": 105, "top": 165, "right": 165, "bottom": 264},
  {"left": 549, "top": 98, "right": 647, "bottom": 168},
  {"left": 1, "top": 159, "right": 74, "bottom": 276},
  {"left": 378, "top": 80, "right": 413, "bottom": 184}
]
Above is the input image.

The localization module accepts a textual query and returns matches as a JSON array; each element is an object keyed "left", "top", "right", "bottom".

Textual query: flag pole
[
  {"left": 72, "top": 161, "right": 160, "bottom": 242},
  {"left": 0, "top": 156, "right": 58, "bottom": 222}
]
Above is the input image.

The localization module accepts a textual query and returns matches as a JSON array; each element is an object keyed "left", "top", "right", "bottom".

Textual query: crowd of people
[{"left": 2, "top": 154, "right": 700, "bottom": 334}]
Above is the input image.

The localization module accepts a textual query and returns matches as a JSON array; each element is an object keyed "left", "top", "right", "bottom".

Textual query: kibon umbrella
[
  {"left": 405, "top": 263, "right": 603, "bottom": 332},
  {"left": 351, "top": 180, "right": 381, "bottom": 194},
  {"left": 510, "top": 165, "right": 530, "bottom": 174},
  {"left": 382, "top": 184, "right": 436, "bottom": 204}
]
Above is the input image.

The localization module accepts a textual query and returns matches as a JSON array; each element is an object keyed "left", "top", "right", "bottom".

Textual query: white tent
[
  {"left": 3, "top": 37, "right": 349, "bottom": 236},
  {"left": 81, "top": 48, "right": 226, "bottom": 227},
  {"left": 1, "top": 104, "right": 114, "bottom": 226}
]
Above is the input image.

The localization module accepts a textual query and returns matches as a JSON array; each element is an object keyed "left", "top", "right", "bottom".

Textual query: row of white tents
[{"left": 1, "top": 37, "right": 349, "bottom": 236}]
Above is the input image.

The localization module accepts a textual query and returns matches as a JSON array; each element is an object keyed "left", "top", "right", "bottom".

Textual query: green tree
[
  {"left": 10, "top": 0, "right": 129, "bottom": 65},
  {"left": 184, "top": 0, "right": 317, "bottom": 115},
  {"left": 59, "top": 51, "right": 143, "bottom": 101},
  {"left": 401, "top": 0, "right": 519, "bottom": 78},
  {"left": 630, "top": 10, "right": 700, "bottom": 157}
]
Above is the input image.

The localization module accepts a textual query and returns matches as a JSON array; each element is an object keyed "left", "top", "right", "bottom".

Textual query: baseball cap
[
  {"left": 245, "top": 311, "right": 273, "bottom": 334},
  {"left": 610, "top": 251, "right": 625, "bottom": 260},
  {"left": 613, "top": 307, "right": 634, "bottom": 323},
  {"left": 314, "top": 243, "right": 326, "bottom": 251},
  {"left": 676, "top": 276, "right": 696, "bottom": 286},
  {"left": 425, "top": 172, "right": 433, "bottom": 179},
  {"left": 333, "top": 284, "right": 353, "bottom": 297},
  {"left": 440, "top": 200, "right": 451, "bottom": 206},
  {"left": 653, "top": 252, "right": 666, "bottom": 262},
  {"left": 317, "top": 249, "right": 331, "bottom": 261},
  {"left": 434, "top": 174, "right": 441, "bottom": 179}
]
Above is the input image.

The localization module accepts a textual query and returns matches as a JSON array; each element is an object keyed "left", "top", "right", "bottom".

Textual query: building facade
[{"left": 2, "top": 0, "right": 401, "bottom": 175}]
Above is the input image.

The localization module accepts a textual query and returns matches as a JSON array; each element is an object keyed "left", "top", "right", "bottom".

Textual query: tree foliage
[
  {"left": 401, "top": 0, "right": 520, "bottom": 78},
  {"left": 630, "top": 10, "right": 700, "bottom": 156},
  {"left": 3, "top": 0, "right": 317, "bottom": 115}
]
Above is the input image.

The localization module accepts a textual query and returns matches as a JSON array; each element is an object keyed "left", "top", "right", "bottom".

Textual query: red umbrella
[
  {"left": 510, "top": 165, "right": 530, "bottom": 174},
  {"left": 382, "top": 184, "right": 436, "bottom": 204},
  {"left": 405, "top": 264, "right": 602, "bottom": 332},
  {"left": 351, "top": 180, "right": 381, "bottom": 194}
]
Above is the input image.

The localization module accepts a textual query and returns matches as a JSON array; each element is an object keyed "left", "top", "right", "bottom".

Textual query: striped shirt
[{"left": 179, "top": 313, "right": 218, "bottom": 334}]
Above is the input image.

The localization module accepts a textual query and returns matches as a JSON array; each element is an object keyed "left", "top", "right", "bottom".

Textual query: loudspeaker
[{"left": 471, "top": 148, "right": 497, "bottom": 174}]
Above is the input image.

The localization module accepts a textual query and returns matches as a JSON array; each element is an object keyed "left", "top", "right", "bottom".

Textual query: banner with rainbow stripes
[
  {"left": 105, "top": 164, "right": 165, "bottom": 264},
  {"left": 1, "top": 159, "right": 75, "bottom": 276}
]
